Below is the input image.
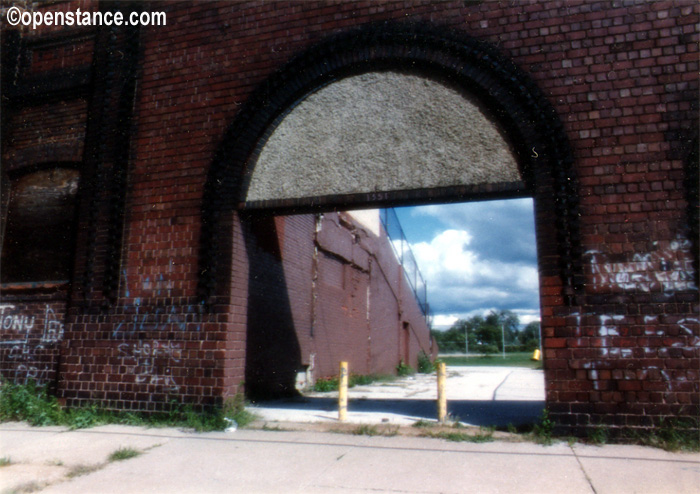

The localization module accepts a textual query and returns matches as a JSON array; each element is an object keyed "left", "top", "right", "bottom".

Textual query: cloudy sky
[{"left": 393, "top": 199, "right": 541, "bottom": 330}]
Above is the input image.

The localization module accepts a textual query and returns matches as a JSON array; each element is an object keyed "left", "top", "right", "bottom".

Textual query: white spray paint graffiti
[
  {"left": 560, "top": 311, "right": 699, "bottom": 393},
  {"left": 577, "top": 235, "right": 698, "bottom": 393},
  {"left": 118, "top": 340, "right": 182, "bottom": 391},
  {"left": 0, "top": 304, "right": 65, "bottom": 385},
  {"left": 678, "top": 318, "right": 700, "bottom": 347},
  {"left": 584, "top": 237, "right": 697, "bottom": 295},
  {"left": 115, "top": 267, "right": 204, "bottom": 338},
  {"left": 111, "top": 304, "right": 203, "bottom": 338},
  {"left": 598, "top": 315, "right": 624, "bottom": 336}
]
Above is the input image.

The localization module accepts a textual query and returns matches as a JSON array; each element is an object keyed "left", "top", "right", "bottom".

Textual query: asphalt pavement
[{"left": 251, "top": 366, "right": 546, "bottom": 427}]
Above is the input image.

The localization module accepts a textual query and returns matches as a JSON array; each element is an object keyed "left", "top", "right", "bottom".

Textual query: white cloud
[
  {"left": 411, "top": 229, "right": 477, "bottom": 281},
  {"left": 408, "top": 225, "right": 540, "bottom": 322},
  {"left": 431, "top": 314, "right": 459, "bottom": 330},
  {"left": 517, "top": 311, "right": 542, "bottom": 325},
  {"left": 410, "top": 199, "right": 537, "bottom": 264}
]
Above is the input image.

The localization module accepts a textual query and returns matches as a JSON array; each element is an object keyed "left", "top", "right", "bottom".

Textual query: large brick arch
[{"left": 199, "top": 23, "right": 580, "bottom": 304}]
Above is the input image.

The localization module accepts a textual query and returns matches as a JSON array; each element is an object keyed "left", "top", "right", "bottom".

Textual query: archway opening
[
  {"left": 244, "top": 199, "right": 546, "bottom": 428},
  {"left": 239, "top": 68, "right": 531, "bottom": 403},
  {"left": 201, "top": 25, "right": 578, "bottom": 425}
]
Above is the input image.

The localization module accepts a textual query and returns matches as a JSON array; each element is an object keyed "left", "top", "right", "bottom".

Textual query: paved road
[
  {"left": 1, "top": 422, "right": 699, "bottom": 494},
  {"left": 252, "top": 366, "right": 546, "bottom": 427}
]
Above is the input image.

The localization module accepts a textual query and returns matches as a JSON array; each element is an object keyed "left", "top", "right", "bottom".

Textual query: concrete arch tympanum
[
  {"left": 200, "top": 23, "right": 580, "bottom": 301},
  {"left": 199, "top": 23, "right": 580, "bottom": 401}
]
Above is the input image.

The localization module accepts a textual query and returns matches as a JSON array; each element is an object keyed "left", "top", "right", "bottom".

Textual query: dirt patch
[{"left": 247, "top": 419, "right": 522, "bottom": 442}]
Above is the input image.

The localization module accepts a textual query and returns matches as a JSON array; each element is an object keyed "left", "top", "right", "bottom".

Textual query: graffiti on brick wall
[
  {"left": 112, "top": 303, "right": 203, "bottom": 338},
  {"left": 0, "top": 304, "right": 65, "bottom": 385},
  {"left": 113, "top": 270, "right": 204, "bottom": 338},
  {"left": 563, "top": 311, "right": 699, "bottom": 392},
  {"left": 575, "top": 234, "right": 699, "bottom": 393},
  {"left": 584, "top": 236, "right": 697, "bottom": 294},
  {"left": 118, "top": 340, "right": 182, "bottom": 391}
]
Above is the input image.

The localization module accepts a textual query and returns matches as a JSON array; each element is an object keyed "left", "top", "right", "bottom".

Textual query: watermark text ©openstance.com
[{"left": 6, "top": 6, "right": 166, "bottom": 30}]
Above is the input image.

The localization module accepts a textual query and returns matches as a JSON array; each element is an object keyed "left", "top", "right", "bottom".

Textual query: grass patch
[
  {"left": 9, "top": 481, "right": 43, "bottom": 493},
  {"left": 0, "top": 380, "right": 257, "bottom": 432},
  {"left": 439, "top": 352, "right": 541, "bottom": 369},
  {"left": 351, "top": 424, "right": 380, "bottom": 436},
  {"left": 422, "top": 427, "right": 495, "bottom": 443},
  {"left": 412, "top": 419, "right": 436, "bottom": 429},
  {"left": 312, "top": 377, "right": 339, "bottom": 392},
  {"left": 624, "top": 418, "right": 700, "bottom": 452},
  {"left": 66, "top": 464, "right": 103, "bottom": 478},
  {"left": 108, "top": 447, "right": 141, "bottom": 462},
  {"left": 261, "top": 423, "right": 289, "bottom": 432},
  {"left": 312, "top": 373, "right": 395, "bottom": 393},
  {"left": 0, "top": 456, "right": 11, "bottom": 467},
  {"left": 222, "top": 394, "right": 258, "bottom": 429},
  {"left": 348, "top": 424, "right": 399, "bottom": 437}
]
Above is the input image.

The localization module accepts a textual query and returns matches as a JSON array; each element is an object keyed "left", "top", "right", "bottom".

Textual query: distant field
[{"left": 439, "top": 352, "right": 542, "bottom": 370}]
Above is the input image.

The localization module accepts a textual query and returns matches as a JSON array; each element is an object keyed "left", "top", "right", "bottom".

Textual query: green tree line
[{"left": 431, "top": 310, "right": 541, "bottom": 354}]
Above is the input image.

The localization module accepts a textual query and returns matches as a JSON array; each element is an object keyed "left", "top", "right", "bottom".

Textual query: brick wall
[
  {"left": 1, "top": 0, "right": 93, "bottom": 393},
  {"left": 244, "top": 211, "right": 433, "bottom": 397},
  {"left": 1, "top": 0, "right": 697, "bottom": 433},
  {"left": 0, "top": 296, "right": 67, "bottom": 389}
]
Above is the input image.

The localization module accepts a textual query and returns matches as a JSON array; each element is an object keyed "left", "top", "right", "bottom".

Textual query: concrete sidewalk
[
  {"left": 2, "top": 369, "right": 698, "bottom": 493},
  {"left": 1, "top": 422, "right": 699, "bottom": 494}
]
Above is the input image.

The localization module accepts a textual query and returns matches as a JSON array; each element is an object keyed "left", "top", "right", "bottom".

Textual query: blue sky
[{"left": 393, "top": 199, "right": 541, "bottom": 330}]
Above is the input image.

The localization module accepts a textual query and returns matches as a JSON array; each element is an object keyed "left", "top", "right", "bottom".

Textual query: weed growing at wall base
[
  {"left": 0, "top": 380, "right": 64, "bottom": 426},
  {"left": 417, "top": 351, "right": 433, "bottom": 374},
  {"left": 396, "top": 361, "right": 415, "bottom": 377},
  {"left": 0, "top": 380, "right": 257, "bottom": 432},
  {"left": 624, "top": 418, "right": 700, "bottom": 452},
  {"left": 587, "top": 426, "right": 609, "bottom": 446},
  {"left": 531, "top": 409, "right": 554, "bottom": 445}
]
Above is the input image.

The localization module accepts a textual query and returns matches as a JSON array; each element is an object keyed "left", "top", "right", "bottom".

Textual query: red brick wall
[
  {"left": 1, "top": 0, "right": 697, "bottom": 433},
  {"left": 243, "top": 211, "right": 433, "bottom": 396},
  {"left": 1, "top": 0, "right": 92, "bottom": 393},
  {"left": 0, "top": 296, "right": 67, "bottom": 388}
]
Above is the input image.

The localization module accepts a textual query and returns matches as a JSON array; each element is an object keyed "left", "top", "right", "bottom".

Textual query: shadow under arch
[
  {"left": 241, "top": 212, "right": 303, "bottom": 399},
  {"left": 198, "top": 22, "right": 581, "bottom": 306}
]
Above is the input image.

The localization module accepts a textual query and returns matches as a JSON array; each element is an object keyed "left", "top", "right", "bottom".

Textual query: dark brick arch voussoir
[{"left": 198, "top": 22, "right": 581, "bottom": 304}]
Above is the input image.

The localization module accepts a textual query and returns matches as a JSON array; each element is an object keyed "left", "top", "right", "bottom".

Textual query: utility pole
[
  {"left": 465, "top": 326, "right": 468, "bottom": 355},
  {"left": 502, "top": 322, "right": 506, "bottom": 359}
]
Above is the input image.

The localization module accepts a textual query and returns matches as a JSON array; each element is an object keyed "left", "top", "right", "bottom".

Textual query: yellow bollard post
[
  {"left": 437, "top": 361, "right": 447, "bottom": 423},
  {"left": 338, "top": 361, "right": 348, "bottom": 422}
]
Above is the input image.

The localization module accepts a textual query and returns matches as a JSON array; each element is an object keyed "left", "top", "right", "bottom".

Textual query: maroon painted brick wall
[
  {"left": 243, "top": 211, "right": 433, "bottom": 397},
  {"left": 1, "top": 0, "right": 697, "bottom": 433}
]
